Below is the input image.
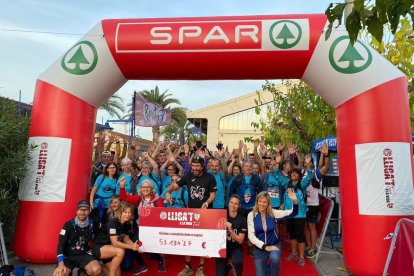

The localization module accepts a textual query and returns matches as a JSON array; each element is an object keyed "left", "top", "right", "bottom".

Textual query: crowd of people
[{"left": 54, "top": 133, "right": 330, "bottom": 276}]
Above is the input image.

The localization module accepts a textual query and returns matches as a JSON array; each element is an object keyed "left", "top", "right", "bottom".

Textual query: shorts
[
  {"left": 92, "top": 244, "right": 112, "bottom": 264},
  {"left": 63, "top": 253, "right": 97, "bottom": 270},
  {"left": 306, "top": 205, "right": 319, "bottom": 224},
  {"left": 287, "top": 218, "right": 306, "bottom": 243}
]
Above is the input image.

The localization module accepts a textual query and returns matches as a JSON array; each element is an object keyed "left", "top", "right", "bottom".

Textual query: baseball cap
[
  {"left": 102, "top": 150, "right": 112, "bottom": 156},
  {"left": 77, "top": 200, "right": 90, "bottom": 209},
  {"left": 192, "top": 156, "right": 204, "bottom": 164}
]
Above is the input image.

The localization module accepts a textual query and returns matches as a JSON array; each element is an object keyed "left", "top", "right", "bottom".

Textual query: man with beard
[
  {"left": 165, "top": 155, "right": 217, "bottom": 276},
  {"left": 53, "top": 200, "right": 101, "bottom": 276}
]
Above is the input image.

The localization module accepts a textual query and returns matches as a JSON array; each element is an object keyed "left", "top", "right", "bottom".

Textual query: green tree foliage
[
  {"left": 364, "top": 17, "right": 414, "bottom": 127},
  {"left": 251, "top": 81, "right": 336, "bottom": 152},
  {"left": 138, "top": 86, "right": 187, "bottom": 141},
  {"left": 325, "top": 0, "right": 414, "bottom": 44},
  {"left": 99, "top": 94, "right": 125, "bottom": 120},
  {"left": 0, "top": 98, "right": 32, "bottom": 247}
]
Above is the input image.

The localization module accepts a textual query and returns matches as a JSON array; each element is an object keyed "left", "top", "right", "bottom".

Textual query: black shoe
[{"left": 159, "top": 257, "right": 166, "bottom": 272}]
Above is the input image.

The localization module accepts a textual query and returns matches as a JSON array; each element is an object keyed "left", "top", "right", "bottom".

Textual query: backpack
[{"left": 233, "top": 174, "right": 261, "bottom": 194}]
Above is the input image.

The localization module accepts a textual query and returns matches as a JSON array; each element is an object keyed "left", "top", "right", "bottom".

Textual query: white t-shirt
[{"left": 306, "top": 185, "right": 319, "bottom": 206}]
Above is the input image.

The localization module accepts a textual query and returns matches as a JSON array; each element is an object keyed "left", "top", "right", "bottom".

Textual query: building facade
[{"left": 187, "top": 82, "right": 291, "bottom": 150}]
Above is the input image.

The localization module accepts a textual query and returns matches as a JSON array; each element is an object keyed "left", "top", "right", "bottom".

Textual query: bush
[{"left": 0, "top": 97, "right": 31, "bottom": 248}]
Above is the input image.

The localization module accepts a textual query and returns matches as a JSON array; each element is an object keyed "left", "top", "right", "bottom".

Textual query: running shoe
[
  {"left": 158, "top": 256, "right": 166, "bottom": 272},
  {"left": 298, "top": 257, "right": 305, "bottom": 267},
  {"left": 286, "top": 252, "right": 299, "bottom": 261},
  {"left": 196, "top": 266, "right": 206, "bottom": 276},
  {"left": 177, "top": 265, "right": 193, "bottom": 276},
  {"left": 132, "top": 264, "right": 148, "bottom": 275}
]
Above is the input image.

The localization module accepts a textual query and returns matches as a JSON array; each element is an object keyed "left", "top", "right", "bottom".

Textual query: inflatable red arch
[{"left": 15, "top": 14, "right": 414, "bottom": 275}]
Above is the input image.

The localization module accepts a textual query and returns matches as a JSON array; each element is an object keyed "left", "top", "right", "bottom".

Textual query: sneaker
[
  {"left": 298, "top": 257, "right": 305, "bottom": 267},
  {"left": 286, "top": 252, "right": 298, "bottom": 261},
  {"left": 159, "top": 257, "right": 166, "bottom": 272},
  {"left": 196, "top": 266, "right": 206, "bottom": 276},
  {"left": 306, "top": 248, "right": 317, "bottom": 259},
  {"left": 132, "top": 264, "right": 148, "bottom": 275},
  {"left": 77, "top": 268, "right": 88, "bottom": 276},
  {"left": 177, "top": 265, "right": 193, "bottom": 276}
]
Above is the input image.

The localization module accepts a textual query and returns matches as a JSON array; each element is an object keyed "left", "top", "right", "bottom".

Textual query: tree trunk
[{"left": 152, "top": 126, "right": 160, "bottom": 142}]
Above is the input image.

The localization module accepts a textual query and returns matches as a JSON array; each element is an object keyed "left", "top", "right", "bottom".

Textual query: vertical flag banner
[{"left": 134, "top": 94, "right": 172, "bottom": 127}]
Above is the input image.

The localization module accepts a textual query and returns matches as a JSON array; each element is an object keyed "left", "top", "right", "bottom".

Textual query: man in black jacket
[{"left": 53, "top": 200, "right": 101, "bottom": 276}]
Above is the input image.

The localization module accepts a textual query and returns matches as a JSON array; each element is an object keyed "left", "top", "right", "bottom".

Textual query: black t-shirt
[
  {"left": 57, "top": 219, "right": 94, "bottom": 256},
  {"left": 177, "top": 172, "right": 217, "bottom": 208},
  {"left": 227, "top": 213, "right": 247, "bottom": 250},
  {"left": 94, "top": 218, "right": 132, "bottom": 245}
]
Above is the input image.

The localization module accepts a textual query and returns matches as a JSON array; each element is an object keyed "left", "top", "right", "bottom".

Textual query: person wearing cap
[
  {"left": 165, "top": 154, "right": 217, "bottom": 276},
  {"left": 53, "top": 200, "right": 100, "bottom": 276}
]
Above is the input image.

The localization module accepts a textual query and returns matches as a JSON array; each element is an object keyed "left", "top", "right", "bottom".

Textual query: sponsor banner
[
  {"left": 355, "top": 142, "right": 414, "bottom": 215},
  {"left": 302, "top": 25, "right": 404, "bottom": 108},
  {"left": 39, "top": 23, "right": 127, "bottom": 107},
  {"left": 115, "top": 19, "right": 309, "bottom": 53},
  {"left": 134, "top": 94, "right": 172, "bottom": 127},
  {"left": 139, "top": 207, "right": 227, "bottom": 257},
  {"left": 18, "top": 137, "right": 72, "bottom": 202}
]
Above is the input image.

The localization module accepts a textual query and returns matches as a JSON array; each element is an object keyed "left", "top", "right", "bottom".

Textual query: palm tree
[
  {"left": 99, "top": 94, "right": 125, "bottom": 119},
  {"left": 138, "top": 86, "right": 187, "bottom": 141},
  {"left": 160, "top": 111, "right": 191, "bottom": 144}
]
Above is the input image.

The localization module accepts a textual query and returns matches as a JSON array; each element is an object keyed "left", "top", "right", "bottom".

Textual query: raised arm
[{"left": 319, "top": 143, "right": 331, "bottom": 176}]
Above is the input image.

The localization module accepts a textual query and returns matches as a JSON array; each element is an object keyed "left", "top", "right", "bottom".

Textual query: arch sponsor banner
[
  {"left": 18, "top": 137, "right": 71, "bottom": 202},
  {"left": 115, "top": 18, "right": 309, "bottom": 53},
  {"left": 355, "top": 142, "right": 414, "bottom": 215},
  {"left": 138, "top": 207, "right": 227, "bottom": 257}
]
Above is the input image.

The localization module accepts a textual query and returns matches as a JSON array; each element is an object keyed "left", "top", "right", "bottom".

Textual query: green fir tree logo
[
  {"left": 329, "top": 36, "right": 372, "bottom": 74},
  {"left": 61, "top": 41, "right": 98, "bottom": 75},
  {"left": 269, "top": 20, "right": 302, "bottom": 49}
]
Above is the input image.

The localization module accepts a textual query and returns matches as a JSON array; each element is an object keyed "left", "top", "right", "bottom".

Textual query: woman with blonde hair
[
  {"left": 92, "top": 203, "right": 141, "bottom": 276},
  {"left": 247, "top": 190, "right": 299, "bottom": 276}
]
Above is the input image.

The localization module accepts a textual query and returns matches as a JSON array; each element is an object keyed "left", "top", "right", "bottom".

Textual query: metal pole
[
  {"left": 131, "top": 92, "right": 136, "bottom": 142},
  {"left": 0, "top": 221, "right": 8, "bottom": 265}
]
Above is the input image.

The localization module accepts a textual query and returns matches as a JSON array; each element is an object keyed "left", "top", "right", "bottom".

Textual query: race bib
[{"left": 268, "top": 188, "right": 279, "bottom": 199}]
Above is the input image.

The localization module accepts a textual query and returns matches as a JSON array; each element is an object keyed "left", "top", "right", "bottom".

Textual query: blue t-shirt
[
  {"left": 209, "top": 171, "right": 226, "bottom": 209},
  {"left": 116, "top": 172, "right": 132, "bottom": 195},
  {"left": 162, "top": 187, "right": 188, "bottom": 208},
  {"left": 136, "top": 171, "right": 161, "bottom": 195},
  {"left": 94, "top": 175, "right": 117, "bottom": 208},
  {"left": 161, "top": 175, "right": 172, "bottom": 197}
]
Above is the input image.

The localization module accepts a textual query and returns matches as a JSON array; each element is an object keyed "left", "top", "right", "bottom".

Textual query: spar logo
[
  {"left": 116, "top": 21, "right": 262, "bottom": 52},
  {"left": 34, "top": 142, "right": 48, "bottom": 196},
  {"left": 383, "top": 148, "right": 395, "bottom": 208},
  {"left": 269, "top": 20, "right": 302, "bottom": 49},
  {"left": 61, "top": 41, "right": 98, "bottom": 75},
  {"left": 329, "top": 36, "right": 372, "bottom": 74}
]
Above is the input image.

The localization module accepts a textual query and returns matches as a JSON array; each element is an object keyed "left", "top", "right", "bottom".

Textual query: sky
[{"left": 0, "top": 0, "right": 334, "bottom": 139}]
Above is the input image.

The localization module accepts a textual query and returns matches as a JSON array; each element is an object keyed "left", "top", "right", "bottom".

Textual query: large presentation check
[{"left": 139, "top": 207, "right": 227, "bottom": 258}]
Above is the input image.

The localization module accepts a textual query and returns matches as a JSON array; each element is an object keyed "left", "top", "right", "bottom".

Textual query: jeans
[
  {"left": 253, "top": 245, "right": 282, "bottom": 276},
  {"left": 215, "top": 246, "right": 243, "bottom": 276}
]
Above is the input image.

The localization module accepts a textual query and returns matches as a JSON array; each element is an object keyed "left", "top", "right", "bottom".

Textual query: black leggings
[{"left": 287, "top": 218, "right": 306, "bottom": 243}]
